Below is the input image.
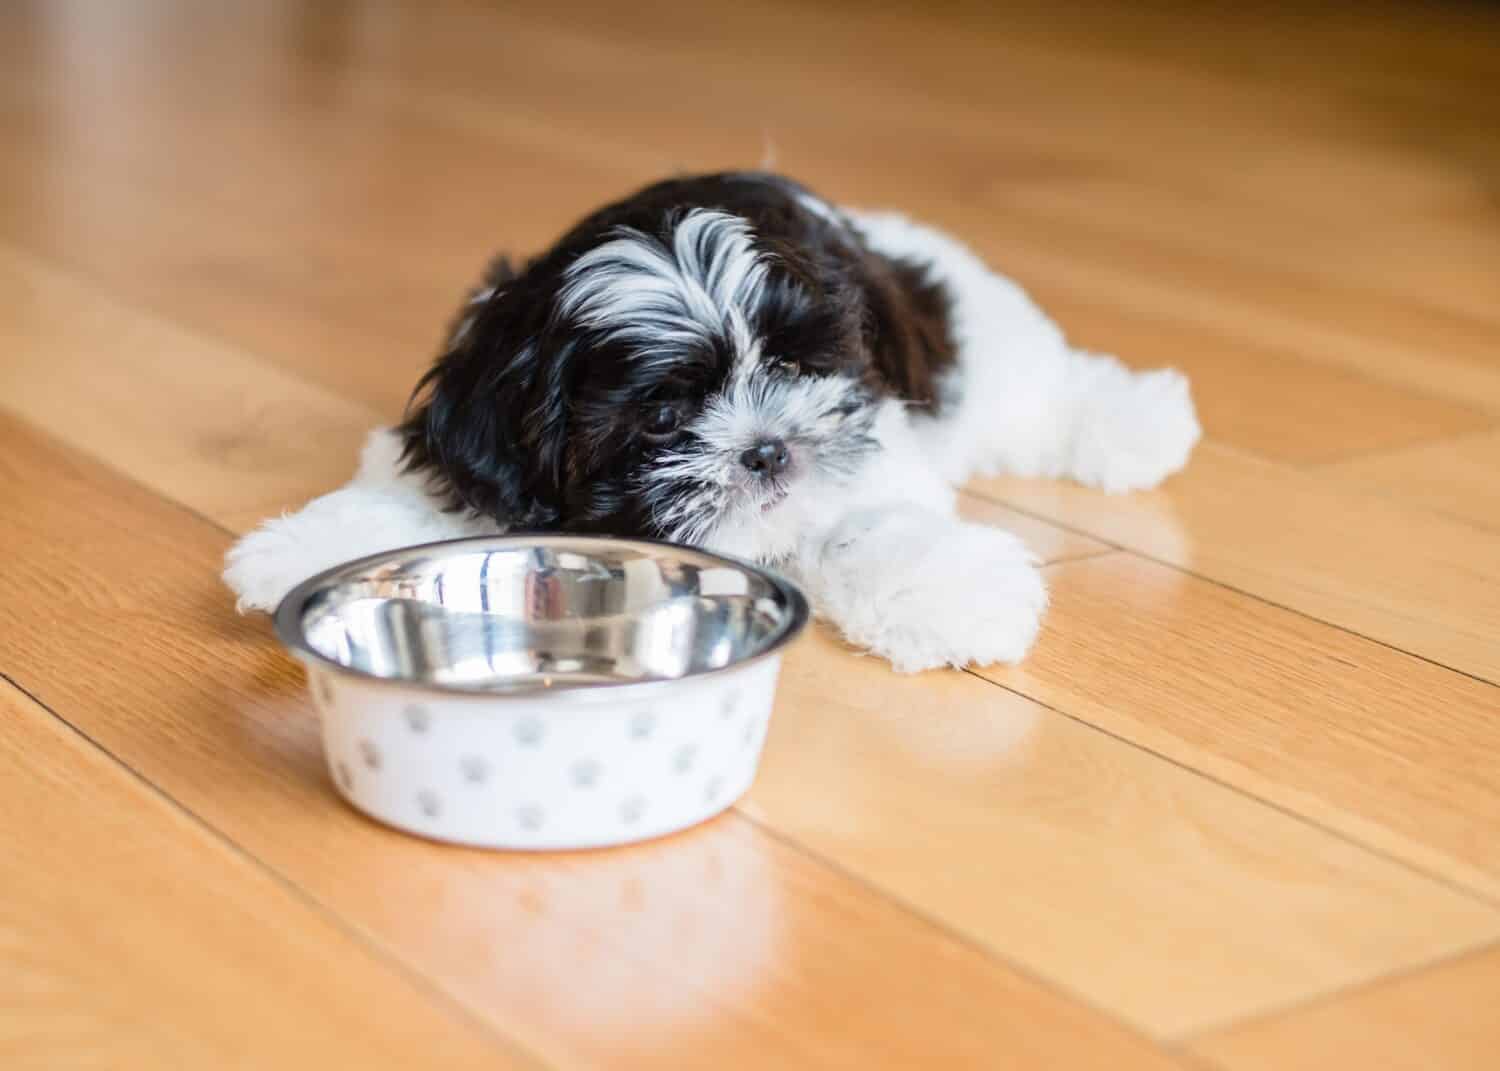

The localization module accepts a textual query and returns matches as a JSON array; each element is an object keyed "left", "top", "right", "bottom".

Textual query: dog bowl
[{"left": 273, "top": 535, "right": 809, "bottom": 850}]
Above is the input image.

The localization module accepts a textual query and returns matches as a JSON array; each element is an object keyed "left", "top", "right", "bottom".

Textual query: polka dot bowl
[{"left": 274, "top": 536, "right": 808, "bottom": 850}]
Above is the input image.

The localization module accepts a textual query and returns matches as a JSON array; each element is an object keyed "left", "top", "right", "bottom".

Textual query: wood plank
[
  {"left": 2, "top": 200, "right": 1494, "bottom": 1040},
  {"left": 969, "top": 443, "right": 1500, "bottom": 684},
  {"left": 0, "top": 682, "right": 532, "bottom": 1070},
  {"left": 3, "top": 0, "right": 1496, "bottom": 461},
  {"left": 963, "top": 207, "right": 1500, "bottom": 416},
  {"left": 1004, "top": 283, "right": 1491, "bottom": 465},
  {"left": 1190, "top": 944, "right": 1500, "bottom": 1071},
  {"left": 975, "top": 553, "right": 1500, "bottom": 899},
  {"left": 1321, "top": 431, "right": 1500, "bottom": 534},
  {"left": 0, "top": 241, "right": 1092, "bottom": 559},
  {"left": 0, "top": 413, "right": 1186, "bottom": 1071},
  {"left": 995, "top": 175, "right": 1500, "bottom": 335},
  {"left": 6, "top": 415, "right": 1494, "bottom": 1043},
  {"left": 8, "top": 84, "right": 1480, "bottom": 484},
  {"left": 430, "top": 0, "right": 1500, "bottom": 406},
  {"left": 2, "top": 0, "right": 1497, "bottom": 1059},
  {"left": 957, "top": 495, "right": 1110, "bottom": 564},
  {"left": 751, "top": 620, "right": 1498, "bottom": 1037},
  {"left": 0, "top": 4, "right": 637, "bottom": 414},
  {"left": 0, "top": 246, "right": 374, "bottom": 530}
]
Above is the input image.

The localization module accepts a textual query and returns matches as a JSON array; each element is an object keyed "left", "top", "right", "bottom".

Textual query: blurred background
[{"left": 4, "top": 0, "right": 1497, "bottom": 504}]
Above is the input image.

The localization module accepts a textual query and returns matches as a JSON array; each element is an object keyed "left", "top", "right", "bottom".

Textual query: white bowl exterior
[{"left": 309, "top": 656, "right": 783, "bottom": 849}]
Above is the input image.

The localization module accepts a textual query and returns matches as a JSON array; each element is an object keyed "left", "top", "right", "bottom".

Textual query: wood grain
[
  {"left": 0, "top": 240, "right": 1082, "bottom": 558},
  {"left": 0, "top": 682, "right": 533, "bottom": 1070},
  {"left": 0, "top": 413, "right": 1186, "bottom": 1070},
  {"left": 1321, "top": 431, "right": 1500, "bottom": 534},
  {"left": 0, "top": 246, "right": 374, "bottom": 530},
  {"left": 1191, "top": 944, "right": 1500, "bottom": 1071},
  {"left": 961, "top": 203, "right": 1500, "bottom": 418},
  {"left": 969, "top": 444, "right": 1500, "bottom": 684},
  {"left": 4, "top": 246, "right": 1492, "bottom": 1036},
  {"left": 4, "top": 0, "right": 1500, "bottom": 1060},
  {"left": 753, "top": 619, "right": 1499, "bottom": 1037},
  {"left": 977, "top": 553, "right": 1500, "bottom": 898},
  {"left": 1001, "top": 283, "right": 1492, "bottom": 466},
  {"left": 2, "top": 0, "right": 1496, "bottom": 459},
  {"left": 956, "top": 495, "right": 1110, "bottom": 564}
]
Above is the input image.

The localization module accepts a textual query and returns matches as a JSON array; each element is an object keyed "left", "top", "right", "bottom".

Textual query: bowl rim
[{"left": 272, "top": 533, "right": 811, "bottom": 698}]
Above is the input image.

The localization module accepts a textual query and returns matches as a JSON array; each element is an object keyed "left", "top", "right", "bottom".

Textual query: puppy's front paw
[
  {"left": 827, "top": 521, "right": 1048, "bottom": 673},
  {"left": 1072, "top": 367, "right": 1201, "bottom": 494},
  {"left": 223, "top": 519, "right": 318, "bottom": 613}
]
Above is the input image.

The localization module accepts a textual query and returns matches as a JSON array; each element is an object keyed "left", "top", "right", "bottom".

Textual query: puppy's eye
[
  {"left": 768, "top": 356, "right": 799, "bottom": 375},
  {"left": 643, "top": 402, "right": 684, "bottom": 441}
]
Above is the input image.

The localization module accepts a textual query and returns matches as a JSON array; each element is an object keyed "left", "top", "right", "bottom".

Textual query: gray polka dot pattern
[
  {"left": 620, "top": 795, "right": 647, "bottom": 824},
  {"left": 326, "top": 673, "right": 775, "bottom": 844},
  {"left": 459, "top": 756, "right": 490, "bottom": 785},
  {"left": 403, "top": 704, "right": 431, "bottom": 734},
  {"left": 571, "top": 758, "right": 602, "bottom": 788},
  {"left": 513, "top": 718, "right": 544, "bottom": 747},
  {"left": 629, "top": 711, "right": 656, "bottom": 740}
]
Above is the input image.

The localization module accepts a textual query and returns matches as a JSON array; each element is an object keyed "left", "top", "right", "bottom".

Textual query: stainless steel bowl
[{"left": 274, "top": 536, "right": 809, "bottom": 849}]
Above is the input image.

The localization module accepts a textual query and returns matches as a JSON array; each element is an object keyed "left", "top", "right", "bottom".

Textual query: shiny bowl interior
[{"left": 274, "top": 536, "right": 809, "bottom": 693}]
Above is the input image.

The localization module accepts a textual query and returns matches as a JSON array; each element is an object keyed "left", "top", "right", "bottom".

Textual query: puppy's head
[{"left": 401, "top": 207, "right": 884, "bottom": 560}]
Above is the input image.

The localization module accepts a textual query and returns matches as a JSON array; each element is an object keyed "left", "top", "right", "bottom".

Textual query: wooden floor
[{"left": 3, "top": 1, "right": 1499, "bottom": 1066}]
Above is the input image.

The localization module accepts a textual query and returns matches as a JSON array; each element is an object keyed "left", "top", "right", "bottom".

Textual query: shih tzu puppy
[{"left": 225, "top": 172, "right": 1200, "bottom": 671}]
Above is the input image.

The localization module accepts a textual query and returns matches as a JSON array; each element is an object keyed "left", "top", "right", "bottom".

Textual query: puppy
[{"left": 225, "top": 172, "right": 1200, "bottom": 671}]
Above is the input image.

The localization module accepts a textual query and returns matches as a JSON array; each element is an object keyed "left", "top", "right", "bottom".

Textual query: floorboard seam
[
  {"left": 1168, "top": 934, "right": 1500, "bottom": 1046},
  {"left": 15, "top": 417, "right": 1500, "bottom": 1052},
  {"left": 1302, "top": 423, "right": 1500, "bottom": 470},
  {"left": 0, "top": 669, "right": 556, "bottom": 1071},
  {"left": 967, "top": 484, "right": 1500, "bottom": 692},
  {"left": 731, "top": 806, "right": 1188, "bottom": 1057},
  {"left": 960, "top": 666, "right": 1500, "bottom": 912}
]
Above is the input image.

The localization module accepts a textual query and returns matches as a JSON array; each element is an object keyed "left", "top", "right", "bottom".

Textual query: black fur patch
[{"left": 399, "top": 171, "right": 957, "bottom": 536}]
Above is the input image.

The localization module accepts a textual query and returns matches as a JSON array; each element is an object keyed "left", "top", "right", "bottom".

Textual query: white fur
[
  {"left": 223, "top": 429, "right": 498, "bottom": 613},
  {"left": 559, "top": 208, "right": 768, "bottom": 359},
  {"left": 847, "top": 210, "right": 1202, "bottom": 492},
  {"left": 697, "top": 398, "right": 953, "bottom": 565},
  {"left": 789, "top": 507, "right": 1046, "bottom": 673},
  {"left": 224, "top": 208, "right": 1201, "bottom": 671},
  {"left": 650, "top": 366, "right": 879, "bottom": 551}
]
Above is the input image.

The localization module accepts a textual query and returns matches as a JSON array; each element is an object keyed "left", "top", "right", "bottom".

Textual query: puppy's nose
[{"left": 739, "top": 438, "right": 791, "bottom": 477}]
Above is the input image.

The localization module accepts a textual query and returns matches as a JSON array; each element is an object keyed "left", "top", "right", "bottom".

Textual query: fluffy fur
[{"left": 225, "top": 172, "right": 1201, "bottom": 671}]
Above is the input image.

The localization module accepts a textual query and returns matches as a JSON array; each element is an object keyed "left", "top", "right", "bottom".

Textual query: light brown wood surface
[
  {"left": 1192, "top": 945, "right": 1500, "bottom": 1071},
  {"left": 0, "top": 682, "right": 534, "bottom": 1070},
  {"left": 0, "top": 413, "right": 1184, "bottom": 1070},
  {"left": 752, "top": 615, "right": 1497, "bottom": 1037},
  {"left": 970, "top": 445, "right": 1500, "bottom": 683},
  {"left": 980, "top": 554, "right": 1500, "bottom": 898},
  {"left": 1322, "top": 430, "right": 1500, "bottom": 533},
  {"left": 3, "top": 0, "right": 1499, "bottom": 1066}
]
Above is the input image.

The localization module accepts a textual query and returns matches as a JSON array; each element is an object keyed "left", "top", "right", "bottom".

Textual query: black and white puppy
[{"left": 225, "top": 172, "right": 1200, "bottom": 670}]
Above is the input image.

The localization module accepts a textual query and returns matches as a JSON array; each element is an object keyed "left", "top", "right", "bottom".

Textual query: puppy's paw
[
  {"left": 222, "top": 479, "right": 493, "bottom": 613},
  {"left": 820, "top": 517, "right": 1048, "bottom": 673},
  {"left": 1071, "top": 367, "right": 1201, "bottom": 494},
  {"left": 223, "top": 517, "right": 323, "bottom": 613}
]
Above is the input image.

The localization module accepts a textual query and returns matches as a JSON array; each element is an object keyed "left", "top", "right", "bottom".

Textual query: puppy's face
[{"left": 403, "top": 209, "right": 883, "bottom": 560}]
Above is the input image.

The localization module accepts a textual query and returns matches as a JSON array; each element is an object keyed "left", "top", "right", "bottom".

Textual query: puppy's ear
[{"left": 399, "top": 259, "right": 569, "bottom": 528}]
